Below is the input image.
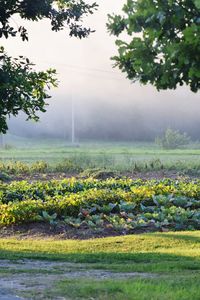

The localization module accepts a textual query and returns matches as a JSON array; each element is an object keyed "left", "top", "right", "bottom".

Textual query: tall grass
[
  {"left": 0, "top": 137, "right": 200, "bottom": 174},
  {"left": 0, "top": 157, "right": 200, "bottom": 175}
]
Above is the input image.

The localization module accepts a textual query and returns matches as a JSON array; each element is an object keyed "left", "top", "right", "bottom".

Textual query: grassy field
[
  {"left": 0, "top": 231, "right": 200, "bottom": 299},
  {"left": 1, "top": 135, "right": 200, "bottom": 299},
  {"left": 1, "top": 134, "right": 200, "bottom": 173}
]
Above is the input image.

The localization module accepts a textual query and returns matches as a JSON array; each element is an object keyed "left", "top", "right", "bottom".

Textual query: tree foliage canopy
[
  {"left": 0, "top": 0, "right": 97, "bottom": 40},
  {"left": 107, "top": 0, "right": 200, "bottom": 92},
  {"left": 0, "top": 0, "right": 97, "bottom": 133}
]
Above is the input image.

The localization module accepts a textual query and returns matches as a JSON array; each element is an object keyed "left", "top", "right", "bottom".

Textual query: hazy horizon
[{"left": 2, "top": 1, "right": 200, "bottom": 142}]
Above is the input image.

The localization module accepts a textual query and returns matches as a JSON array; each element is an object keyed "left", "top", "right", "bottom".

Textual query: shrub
[
  {"left": 54, "top": 159, "right": 82, "bottom": 172},
  {"left": 30, "top": 161, "right": 48, "bottom": 173},
  {"left": 156, "top": 128, "right": 191, "bottom": 149}
]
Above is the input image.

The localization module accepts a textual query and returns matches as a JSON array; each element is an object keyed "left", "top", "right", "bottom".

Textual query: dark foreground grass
[
  {"left": 51, "top": 275, "right": 200, "bottom": 300},
  {"left": 0, "top": 231, "right": 200, "bottom": 299}
]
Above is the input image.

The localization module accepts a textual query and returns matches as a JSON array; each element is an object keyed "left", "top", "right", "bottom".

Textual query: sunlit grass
[
  {"left": 0, "top": 231, "right": 200, "bottom": 264},
  {"left": 1, "top": 231, "right": 200, "bottom": 299}
]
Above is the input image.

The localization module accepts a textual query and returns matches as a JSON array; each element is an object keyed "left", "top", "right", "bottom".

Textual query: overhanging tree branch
[
  {"left": 0, "top": 0, "right": 98, "bottom": 133},
  {"left": 107, "top": 0, "right": 200, "bottom": 92}
]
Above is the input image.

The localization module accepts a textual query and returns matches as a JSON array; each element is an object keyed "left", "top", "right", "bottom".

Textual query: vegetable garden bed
[{"left": 0, "top": 178, "right": 200, "bottom": 237}]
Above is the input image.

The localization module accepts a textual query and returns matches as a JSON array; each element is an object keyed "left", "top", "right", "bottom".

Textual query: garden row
[
  {"left": 0, "top": 178, "right": 200, "bottom": 232},
  {"left": 1, "top": 159, "right": 200, "bottom": 176}
]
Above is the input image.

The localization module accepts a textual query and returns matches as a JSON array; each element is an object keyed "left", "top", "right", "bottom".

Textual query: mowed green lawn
[{"left": 0, "top": 231, "right": 200, "bottom": 299}]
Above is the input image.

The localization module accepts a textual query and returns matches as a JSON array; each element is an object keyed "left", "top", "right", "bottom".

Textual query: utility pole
[{"left": 71, "top": 98, "right": 75, "bottom": 145}]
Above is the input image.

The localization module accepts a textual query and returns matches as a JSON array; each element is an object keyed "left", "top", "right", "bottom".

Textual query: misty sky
[{"left": 2, "top": 1, "right": 200, "bottom": 141}]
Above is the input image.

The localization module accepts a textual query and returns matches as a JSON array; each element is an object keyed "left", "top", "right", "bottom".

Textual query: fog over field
[{"left": 3, "top": 1, "right": 200, "bottom": 141}]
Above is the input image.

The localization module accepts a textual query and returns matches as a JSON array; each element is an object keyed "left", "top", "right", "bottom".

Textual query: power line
[
  {"left": 37, "top": 60, "right": 124, "bottom": 81},
  {"left": 36, "top": 60, "right": 121, "bottom": 80},
  {"left": 39, "top": 59, "right": 119, "bottom": 75}
]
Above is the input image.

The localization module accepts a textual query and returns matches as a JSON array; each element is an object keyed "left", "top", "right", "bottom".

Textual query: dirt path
[
  {"left": 9, "top": 170, "right": 199, "bottom": 183},
  {"left": 0, "top": 259, "right": 156, "bottom": 299}
]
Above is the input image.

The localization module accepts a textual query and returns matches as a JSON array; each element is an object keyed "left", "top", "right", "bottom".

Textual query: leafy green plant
[
  {"left": 41, "top": 211, "right": 58, "bottom": 226},
  {"left": 0, "top": 177, "right": 200, "bottom": 232},
  {"left": 0, "top": 172, "right": 11, "bottom": 182},
  {"left": 31, "top": 161, "right": 48, "bottom": 173}
]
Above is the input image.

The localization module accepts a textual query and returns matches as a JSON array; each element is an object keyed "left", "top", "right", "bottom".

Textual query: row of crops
[{"left": 0, "top": 178, "right": 200, "bottom": 232}]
